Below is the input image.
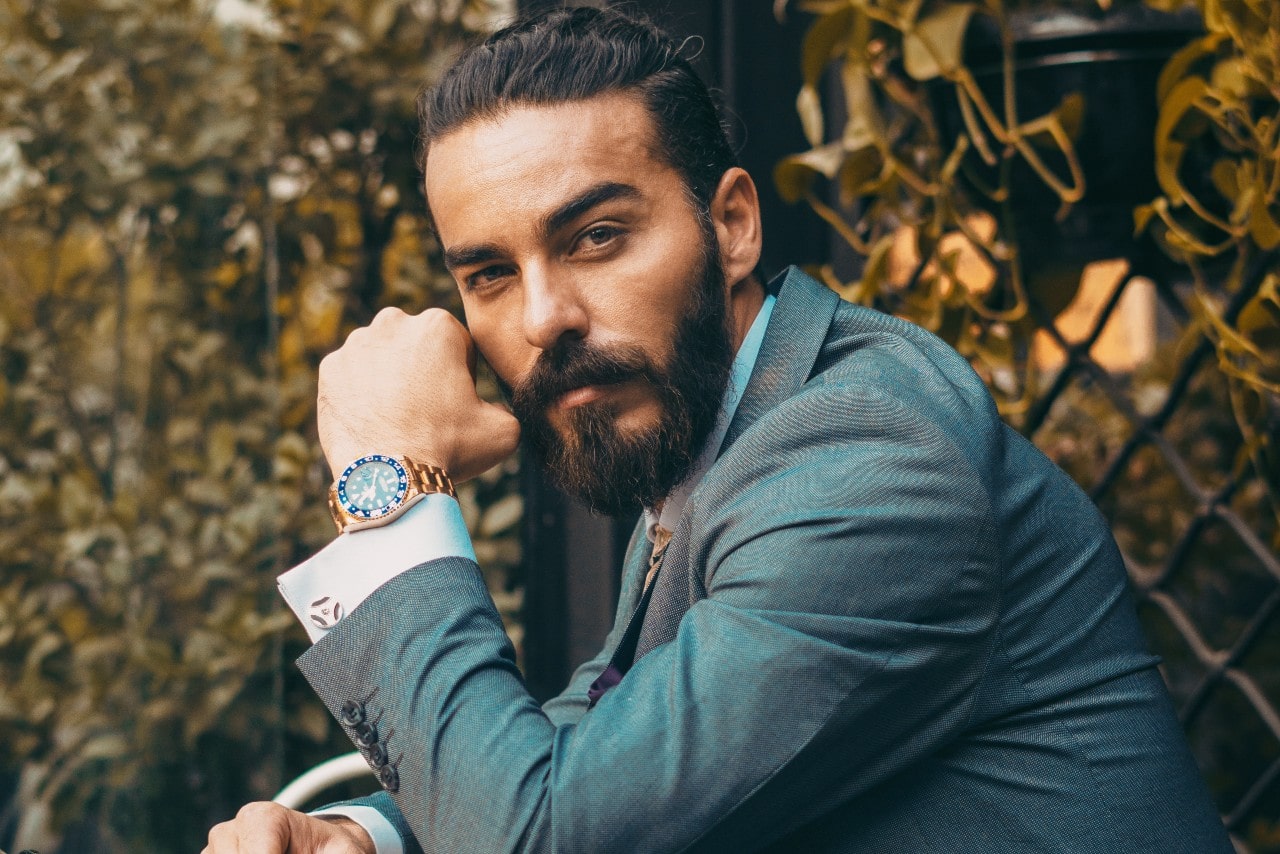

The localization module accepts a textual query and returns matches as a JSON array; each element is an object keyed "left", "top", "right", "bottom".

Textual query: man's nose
[{"left": 522, "top": 265, "right": 589, "bottom": 351}]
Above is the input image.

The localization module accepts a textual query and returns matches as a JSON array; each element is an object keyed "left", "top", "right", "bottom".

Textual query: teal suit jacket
[{"left": 300, "top": 268, "right": 1231, "bottom": 852}]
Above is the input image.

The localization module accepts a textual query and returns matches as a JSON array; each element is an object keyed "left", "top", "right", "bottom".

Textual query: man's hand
[
  {"left": 202, "top": 803, "right": 374, "bottom": 853},
  {"left": 318, "top": 307, "right": 521, "bottom": 482}
]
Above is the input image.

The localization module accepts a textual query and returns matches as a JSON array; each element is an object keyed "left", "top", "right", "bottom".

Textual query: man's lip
[{"left": 557, "top": 385, "right": 609, "bottom": 410}]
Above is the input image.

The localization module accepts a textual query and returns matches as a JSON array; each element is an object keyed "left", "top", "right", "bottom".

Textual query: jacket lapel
[{"left": 633, "top": 267, "right": 841, "bottom": 659}]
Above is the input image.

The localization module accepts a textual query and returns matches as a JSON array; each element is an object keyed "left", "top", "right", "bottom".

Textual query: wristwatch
[{"left": 328, "top": 454, "right": 455, "bottom": 534}]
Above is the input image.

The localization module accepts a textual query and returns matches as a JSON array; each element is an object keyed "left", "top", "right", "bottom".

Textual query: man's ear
[{"left": 709, "top": 167, "right": 763, "bottom": 290}]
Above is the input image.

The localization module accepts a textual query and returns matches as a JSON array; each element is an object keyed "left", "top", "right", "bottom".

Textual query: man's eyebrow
[
  {"left": 541, "top": 181, "right": 642, "bottom": 240},
  {"left": 443, "top": 243, "right": 503, "bottom": 273},
  {"left": 442, "top": 182, "right": 642, "bottom": 273}
]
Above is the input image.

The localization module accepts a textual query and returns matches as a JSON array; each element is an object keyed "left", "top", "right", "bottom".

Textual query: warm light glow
[
  {"left": 1033, "top": 259, "right": 1157, "bottom": 373},
  {"left": 887, "top": 213, "right": 999, "bottom": 296}
]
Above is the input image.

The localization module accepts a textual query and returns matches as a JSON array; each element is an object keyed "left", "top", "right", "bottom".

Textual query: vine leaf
[{"left": 903, "top": 4, "right": 974, "bottom": 82}]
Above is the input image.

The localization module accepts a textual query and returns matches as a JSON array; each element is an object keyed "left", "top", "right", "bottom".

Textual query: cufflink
[{"left": 309, "top": 596, "right": 344, "bottom": 630}]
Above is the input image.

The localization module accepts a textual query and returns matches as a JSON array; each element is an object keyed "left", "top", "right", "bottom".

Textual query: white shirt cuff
[
  {"left": 278, "top": 494, "right": 476, "bottom": 642},
  {"left": 312, "top": 805, "right": 404, "bottom": 854}
]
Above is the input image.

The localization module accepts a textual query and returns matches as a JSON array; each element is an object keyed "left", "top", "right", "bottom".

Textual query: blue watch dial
[{"left": 336, "top": 455, "right": 409, "bottom": 519}]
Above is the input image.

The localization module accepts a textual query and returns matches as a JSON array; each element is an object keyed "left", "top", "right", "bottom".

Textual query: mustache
[{"left": 509, "top": 340, "right": 659, "bottom": 416}]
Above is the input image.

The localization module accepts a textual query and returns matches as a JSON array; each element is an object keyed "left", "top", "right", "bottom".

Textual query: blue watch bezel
[{"left": 335, "top": 454, "right": 410, "bottom": 521}]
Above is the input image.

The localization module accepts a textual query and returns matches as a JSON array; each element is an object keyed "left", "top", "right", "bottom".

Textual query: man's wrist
[
  {"left": 278, "top": 494, "right": 477, "bottom": 642},
  {"left": 314, "top": 814, "right": 377, "bottom": 853},
  {"left": 311, "top": 803, "right": 405, "bottom": 854},
  {"left": 328, "top": 454, "right": 455, "bottom": 534}
]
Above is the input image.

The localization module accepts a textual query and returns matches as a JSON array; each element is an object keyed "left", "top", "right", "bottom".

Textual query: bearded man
[{"left": 205, "top": 7, "right": 1231, "bottom": 853}]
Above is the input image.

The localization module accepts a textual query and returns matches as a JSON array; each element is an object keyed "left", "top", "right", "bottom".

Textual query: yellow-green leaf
[
  {"left": 838, "top": 146, "right": 885, "bottom": 205},
  {"left": 841, "top": 62, "right": 884, "bottom": 149},
  {"left": 1210, "top": 56, "right": 1256, "bottom": 99},
  {"left": 775, "top": 142, "right": 845, "bottom": 203},
  {"left": 854, "top": 235, "right": 897, "bottom": 306},
  {"left": 1134, "top": 203, "right": 1159, "bottom": 236},
  {"left": 800, "top": 6, "right": 854, "bottom": 87},
  {"left": 1249, "top": 193, "right": 1280, "bottom": 249},
  {"left": 1056, "top": 92, "right": 1086, "bottom": 142},
  {"left": 1155, "top": 77, "right": 1209, "bottom": 204},
  {"left": 903, "top": 4, "right": 975, "bottom": 82},
  {"left": 1210, "top": 158, "right": 1239, "bottom": 199},
  {"left": 1156, "top": 33, "right": 1226, "bottom": 102},
  {"left": 797, "top": 84, "right": 825, "bottom": 148}
]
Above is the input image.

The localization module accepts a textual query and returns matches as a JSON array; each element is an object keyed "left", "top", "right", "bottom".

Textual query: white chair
[{"left": 272, "top": 751, "right": 374, "bottom": 810}]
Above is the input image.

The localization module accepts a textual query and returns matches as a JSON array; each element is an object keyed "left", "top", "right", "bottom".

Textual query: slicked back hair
[{"left": 416, "top": 6, "right": 737, "bottom": 216}]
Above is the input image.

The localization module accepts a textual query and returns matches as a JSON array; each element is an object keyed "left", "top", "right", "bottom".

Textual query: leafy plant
[
  {"left": 779, "top": 0, "right": 1280, "bottom": 846},
  {"left": 1136, "top": 0, "right": 1280, "bottom": 521},
  {"left": 775, "top": 0, "right": 1100, "bottom": 414},
  {"left": 0, "top": 1, "right": 519, "bottom": 850}
]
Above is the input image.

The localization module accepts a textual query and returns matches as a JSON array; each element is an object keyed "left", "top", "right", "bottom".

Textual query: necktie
[
  {"left": 585, "top": 525, "right": 672, "bottom": 707},
  {"left": 644, "top": 524, "right": 672, "bottom": 592}
]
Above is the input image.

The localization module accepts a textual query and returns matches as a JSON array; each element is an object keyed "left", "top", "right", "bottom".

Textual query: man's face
[{"left": 425, "top": 93, "right": 736, "bottom": 513}]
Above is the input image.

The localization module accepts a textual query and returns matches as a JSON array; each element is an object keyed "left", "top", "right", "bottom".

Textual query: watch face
[{"left": 336, "top": 455, "right": 409, "bottom": 519}]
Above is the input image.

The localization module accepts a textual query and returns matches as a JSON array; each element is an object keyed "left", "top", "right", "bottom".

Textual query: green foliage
[
  {"left": 0, "top": 0, "right": 519, "bottom": 849},
  {"left": 776, "top": 0, "right": 1278, "bottom": 523},
  {"left": 1134, "top": 0, "right": 1280, "bottom": 522},
  {"left": 781, "top": 0, "right": 1280, "bottom": 845},
  {"left": 775, "top": 0, "right": 1098, "bottom": 417}
]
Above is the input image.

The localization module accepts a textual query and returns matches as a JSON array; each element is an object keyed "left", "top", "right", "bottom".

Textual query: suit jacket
[{"left": 299, "top": 268, "right": 1232, "bottom": 852}]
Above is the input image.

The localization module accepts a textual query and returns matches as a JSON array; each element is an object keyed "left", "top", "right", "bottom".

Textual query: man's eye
[
  {"left": 579, "top": 226, "right": 620, "bottom": 250},
  {"left": 468, "top": 265, "right": 514, "bottom": 290}
]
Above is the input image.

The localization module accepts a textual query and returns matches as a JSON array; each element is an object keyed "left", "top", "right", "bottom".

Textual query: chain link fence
[{"left": 1020, "top": 250, "right": 1280, "bottom": 851}]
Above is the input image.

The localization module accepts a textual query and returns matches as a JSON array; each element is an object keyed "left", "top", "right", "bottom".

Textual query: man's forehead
[{"left": 423, "top": 93, "right": 672, "bottom": 228}]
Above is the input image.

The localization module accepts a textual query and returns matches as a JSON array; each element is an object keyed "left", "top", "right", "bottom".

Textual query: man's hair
[{"left": 416, "top": 6, "right": 737, "bottom": 212}]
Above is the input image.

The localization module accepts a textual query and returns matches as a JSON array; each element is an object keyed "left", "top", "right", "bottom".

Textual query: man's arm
[
  {"left": 210, "top": 306, "right": 997, "bottom": 852},
  {"left": 294, "top": 379, "right": 1000, "bottom": 852},
  {"left": 230, "top": 512, "right": 648, "bottom": 854}
]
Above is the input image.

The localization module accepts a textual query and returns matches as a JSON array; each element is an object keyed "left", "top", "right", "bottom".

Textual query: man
[{"left": 205, "top": 7, "right": 1232, "bottom": 853}]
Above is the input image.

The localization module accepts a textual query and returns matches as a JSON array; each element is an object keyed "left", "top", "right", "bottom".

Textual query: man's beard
[{"left": 507, "top": 239, "right": 734, "bottom": 516}]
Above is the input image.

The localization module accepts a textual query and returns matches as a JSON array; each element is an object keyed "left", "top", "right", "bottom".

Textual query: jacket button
[
  {"left": 355, "top": 721, "right": 378, "bottom": 749},
  {"left": 340, "top": 700, "right": 365, "bottom": 727},
  {"left": 367, "top": 742, "right": 388, "bottom": 767},
  {"left": 379, "top": 764, "right": 400, "bottom": 792}
]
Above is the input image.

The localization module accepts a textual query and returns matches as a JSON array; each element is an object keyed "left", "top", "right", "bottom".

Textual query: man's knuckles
[
  {"left": 368, "top": 306, "right": 409, "bottom": 328},
  {"left": 203, "top": 802, "right": 294, "bottom": 851},
  {"left": 330, "top": 308, "right": 467, "bottom": 363},
  {"left": 235, "top": 800, "right": 291, "bottom": 823}
]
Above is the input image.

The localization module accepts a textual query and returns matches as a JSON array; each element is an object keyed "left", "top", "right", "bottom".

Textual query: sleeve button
[
  {"left": 379, "top": 764, "right": 400, "bottom": 792},
  {"left": 367, "top": 742, "right": 388, "bottom": 767},
  {"left": 355, "top": 721, "right": 379, "bottom": 749},
  {"left": 340, "top": 700, "right": 365, "bottom": 727}
]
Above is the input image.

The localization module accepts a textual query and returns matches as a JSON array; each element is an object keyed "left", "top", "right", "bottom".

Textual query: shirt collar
[{"left": 644, "top": 292, "right": 777, "bottom": 542}]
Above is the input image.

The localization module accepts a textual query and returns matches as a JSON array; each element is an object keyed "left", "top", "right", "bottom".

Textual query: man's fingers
[
  {"left": 481, "top": 402, "right": 522, "bottom": 455},
  {"left": 203, "top": 803, "right": 373, "bottom": 854},
  {"left": 203, "top": 801, "right": 291, "bottom": 853}
]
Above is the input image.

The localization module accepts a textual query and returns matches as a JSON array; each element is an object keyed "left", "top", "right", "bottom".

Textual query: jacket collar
[{"left": 719, "top": 266, "right": 841, "bottom": 455}]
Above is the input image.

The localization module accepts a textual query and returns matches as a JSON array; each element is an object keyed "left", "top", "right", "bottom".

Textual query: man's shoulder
[
  {"left": 778, "top": 294, "right": 1005, "bottom": 470},
  {"left": 761, "top": 268, "right": 999, "bottom": 442}
]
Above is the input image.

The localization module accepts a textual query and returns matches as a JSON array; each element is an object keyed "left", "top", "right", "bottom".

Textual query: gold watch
[{"left": 328, "top": 454, "right": 455, "bottom": 534}]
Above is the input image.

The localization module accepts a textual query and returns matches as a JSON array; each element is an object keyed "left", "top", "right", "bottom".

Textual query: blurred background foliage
[
  {"left": 3, "top": 0, "right": 1278, "bottom": 850},
  {"left": 780, "top": 0, "right": 1279, "bottom": 848},
  {"left": 0, "top": 0, "right": 519, "bottom": 850}
]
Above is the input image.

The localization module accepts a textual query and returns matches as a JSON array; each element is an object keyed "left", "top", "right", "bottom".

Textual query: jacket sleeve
[
  {"left": 302, "top": 518, "right": 649, "bottom": 851},
  {"left": 295, "top": 381, "right": 1002, "bottom": 853}
]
